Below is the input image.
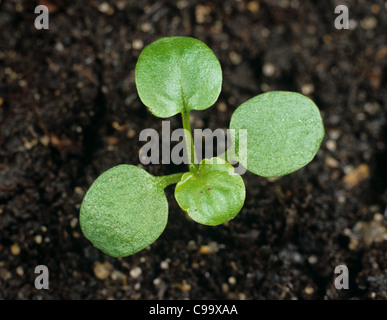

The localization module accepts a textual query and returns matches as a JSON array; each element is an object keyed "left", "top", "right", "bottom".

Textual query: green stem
[
  {"left": 157, "top": 172, "right": 185, "bottom": 189},
  {"left": 181, "top": 110, "right": 198, "bottom": 172}
]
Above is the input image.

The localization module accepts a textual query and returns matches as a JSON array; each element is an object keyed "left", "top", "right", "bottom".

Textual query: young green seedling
[{"left": 80, "top": 37, "right": 324, "bottom": 257}]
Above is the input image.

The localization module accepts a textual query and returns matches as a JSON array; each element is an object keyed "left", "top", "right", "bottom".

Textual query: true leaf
[
  {"left": 229, "top": 91, "right": 324, "bottom": 177},
  {"left": 80, "top": 165, "right": 168, "bottom": 257},
  {"left": 175, "top": 158, "right": 245, "bottom": 226},
  {"left": 135, "top": 37, "right": 222, "bottom": 118}
]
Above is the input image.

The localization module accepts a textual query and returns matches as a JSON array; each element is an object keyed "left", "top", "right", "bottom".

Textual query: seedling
[{"left": 80, "top": 37, "right": 324, "bottom": 257}]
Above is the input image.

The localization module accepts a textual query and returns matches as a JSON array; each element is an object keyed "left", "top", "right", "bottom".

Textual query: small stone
[
  {"left": 177, "top": 0, "right": 189, "bottom": 9},
  {"left": 34, "top": 235, "right": 43, "bottom": 245},
  {"left": 127, "top": 128, "right": 136, "bottom": 139},
  {"left": 349, "top": 19, "right": 358, "bottom": 30},
  {"left": 160, "top": 260, "right": 169, "bottom": 270},
  {"left": 98, "top": 2, "right": 114, "bottom": 15},
  {"left": 199, "top": 245, "right": 212, "bottom": 254},
  {"left": 301, "top": 84, "right": 314, "bottom": 95},
  {"left": 229, "top": 51, "right": 242, "bottom": 65},
  {"left": 24, "top": 138, "right": 38, "bottom": 150},
  {"left": 343, "top": 164, "right": 370, "bottom": 187},
  {"left": 195, "top": 5, "right": 211, "bottom": 24},
  {"left": 10, "top": 243, "right": 21, "bottom": 255},
  {"left": 141, "top": 22, "right": 152, "bottom": 32},
  {"left": 228, "top": 276, "right": 236, "bottom": 285},
  {"left": 199, "top": 242, "right": 219, "bottom": 254},
  {"left": 364, "top": 102, "right": 380, "bottom": 115},
  {"left": 361, "top": 16, "right": 378, "bottom": 30},
  {"left": 94, "top": 262, "right": 113, "bottom": 280},
  {"left": 112, "top": 121, "right": 126, "bottom": 131},
  {"left": 74, "top": 187, "right": 84, "bottom": 195},
  {"left": 263, "top": 63, "right": 275, "bottom": 77},
  {"left": 325, "top": 156, "right": 339, "bottom": 168},
  {"left": 352, "top": 218, "right": 387, "bottom": 246},
  {"left": 374, "top": 213, "right": 383, "bottom": 222},
  {"left": 247, "top": 1, "right": 260, "bottom": 13},
  {"left": 132, "top": 39, "right": 144, "bottom": 50},
  {"left": 70, "top": 217, "right": 78, "bottom": 228},
  {"left": 217, "top": 102, "right": 227, "bottom": 112},
  {"left": 16, "top": 266, "right": 24, "bottom": 276},
  {"left": 328, "top": 130, "right": 340, "bottom": 140},
  {"left": 308, "top": 255, "right": 318, "bottom": 265},
  {"left": 110, "top": 270, "right": 127, "bottom": 282},
  {"left": 130, "top": 266, "right": 142, "bottom": 279},
  {"left": 174, "top": 281, "right": 191, "bottom": 292},
  {"left": 326, "top": 140, "right": 337, "bottom": 152},
  {"left": 238, "top": 293, "right": 247, "bottom": 300},
  {"left": 107, "top": 136, "right": 119, "bottom": 145},
  {"left": 304, "top": 286, "right": 314, "bottom": 295},
  {"left": 39, "top": 135, "right": 50, "bottom": 147}
]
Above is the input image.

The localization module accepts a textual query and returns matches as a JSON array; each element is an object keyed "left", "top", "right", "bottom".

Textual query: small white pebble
[
  {"left": 70, "top": 217, "right": 78, "bottom": 228},
  {"left": 34, "top": 235, "right": 43, "bottom": 245},
  {"left": 326, "top": 140, "right": 337, "bottom": 152},
  {"left": 308, "top": 255, "right": 318, "bottom": 264},
  {"left": 229, "top": 51, "right": 242, "bottom": 65},
  {"left": 374, "top": 213, "right": 383, "bottom": 222},
  {"left": 228, "top": 276, "right": 236, "bottom": 285},
  {"left": 305, "top": 286, "right": 314, "bottom": 295},
  {"left": 16, "top": 266, "right": 24, "bottom": 276},
  {"left": 360, "top": 16, "right": 378, "bottom": 30},
  {"left": 263, "top": 63, "right": 275, "bottom": 77},
  {"left": 132, "top": 39, "right": 144, "bottom": 50},
  {"left": 160, "top": 260, "right": 169, "bottom": 270},
  {"left": 130, "top": 266, "right": 142, "bottom": 279},
  {"left": 98, "top": 2, "right": 114, "bottom": 15},
  {"left": 94, "top": 262, "right": 113, "bottom": 280},
  {"left": 301, "top": 84, "right": 314, "bottom": 95}
]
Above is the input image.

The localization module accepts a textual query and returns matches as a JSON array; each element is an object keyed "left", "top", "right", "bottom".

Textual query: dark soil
[{"left": 1, "top": 0, "right": 387, "bottom": 300}]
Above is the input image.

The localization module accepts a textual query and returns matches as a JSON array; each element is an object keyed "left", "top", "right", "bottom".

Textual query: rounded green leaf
[
  {"left": 135, "top": 37, "right": 222, "bottom": 118},
  {"left": 229, "top": 91, "right": 324, "bottom": 177},
  {"left": 80, "top": 165, "right": 168, "bottom": 257},
  {"left": 175, "top": 158, "right": 245, "bottom": 226}
]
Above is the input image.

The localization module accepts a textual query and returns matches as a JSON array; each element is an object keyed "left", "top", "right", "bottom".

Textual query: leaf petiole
[
  {"left": 157, "top": 172, "right": 185, "bottom": 189},
  {"left": 181, "top": 110, "right": 199, "bottom": 173}
]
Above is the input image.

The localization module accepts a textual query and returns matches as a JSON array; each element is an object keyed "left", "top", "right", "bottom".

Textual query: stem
[
  {"left": 157, "top": 172, "right": 185, "bottom": 189},
  {"left": 181, "top": 110, "right": 198, "bottom": 172}
]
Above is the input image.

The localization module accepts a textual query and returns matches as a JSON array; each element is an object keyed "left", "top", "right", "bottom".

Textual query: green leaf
[
  {"left": 175, "top": 158, "right": 245, "bottom": 226},
  {"left": 80, "top": 165, "right": 168, "bottom": 257},
  {"left": 135, "top": 37, "right": 222, "bottom": 118},
  {"left": 229, "top": 91, "right": 324, "bottom": 177}
]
